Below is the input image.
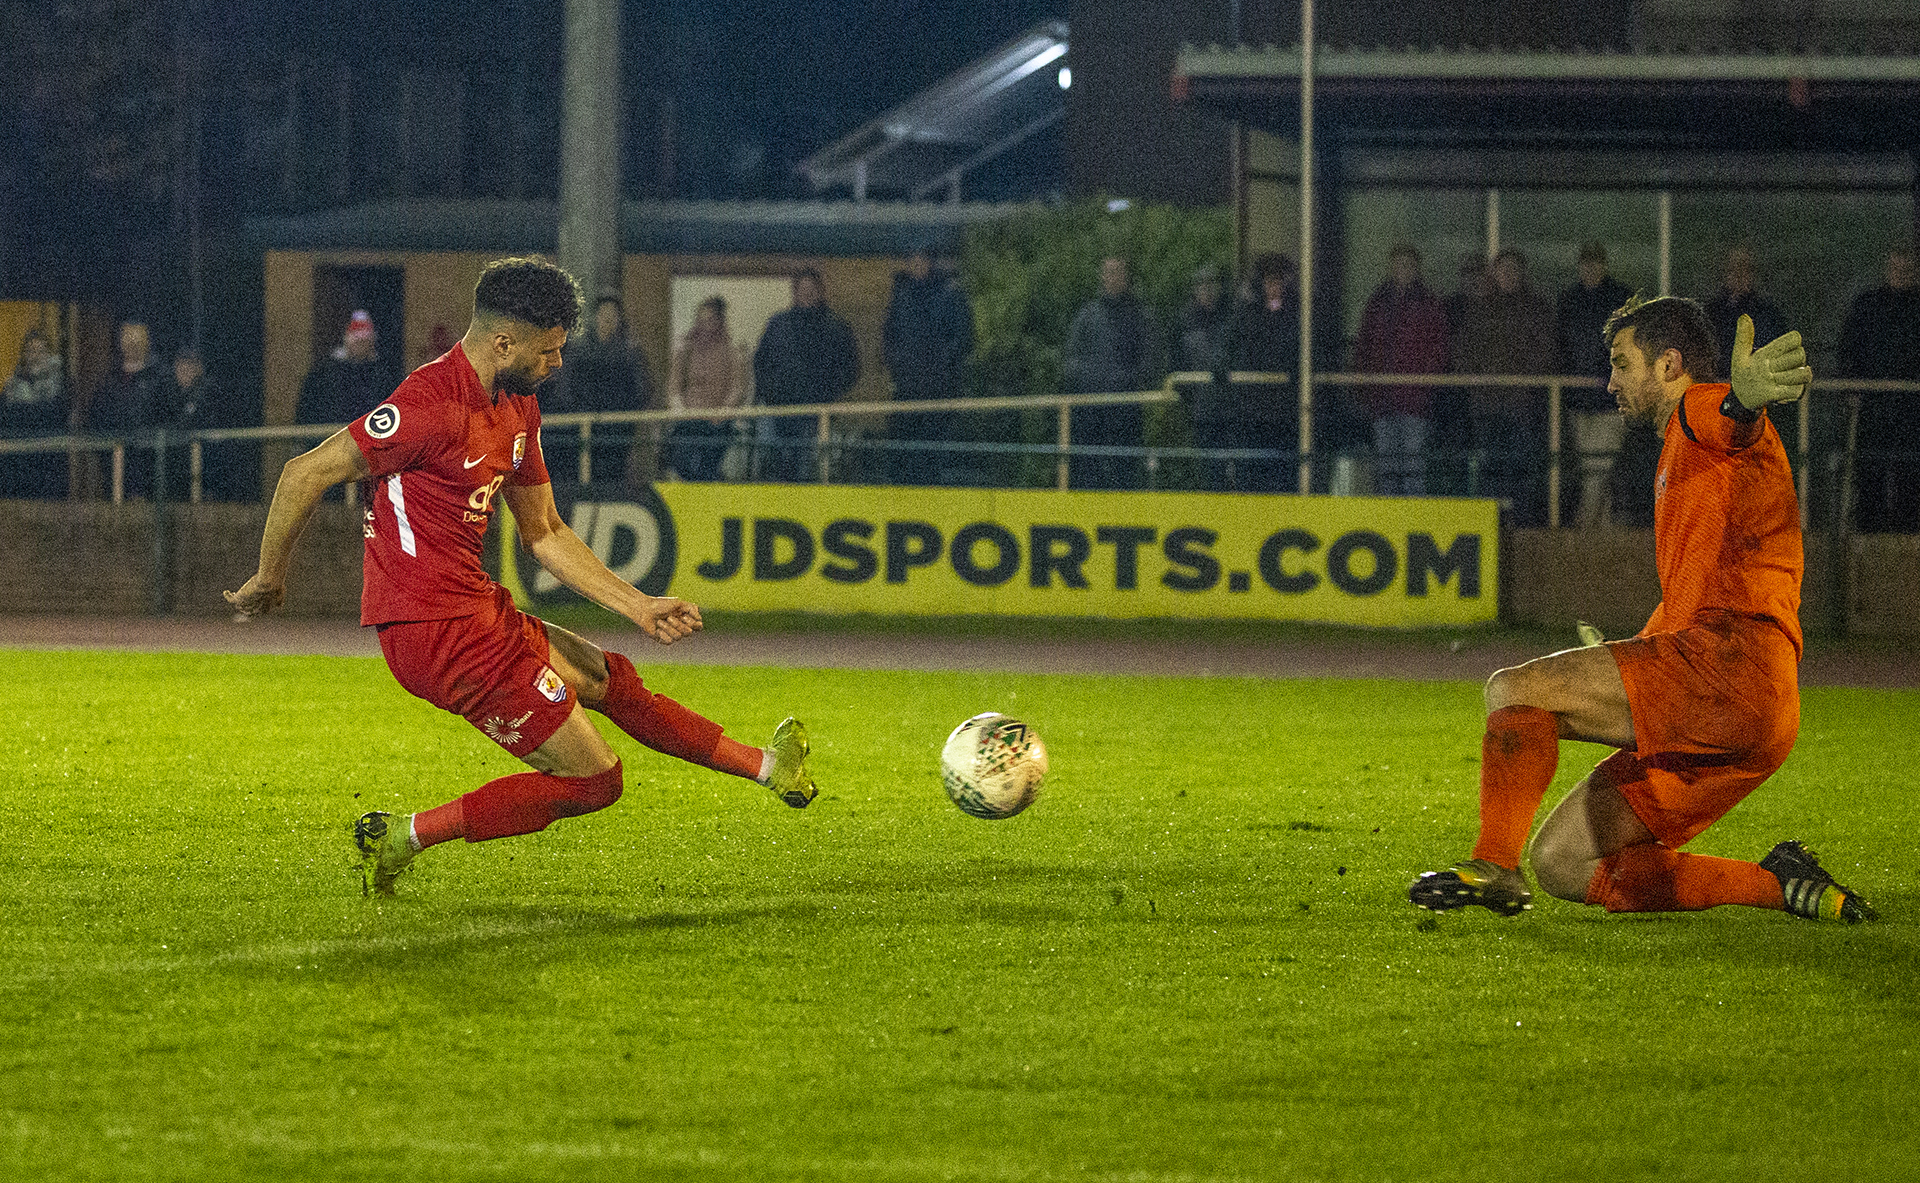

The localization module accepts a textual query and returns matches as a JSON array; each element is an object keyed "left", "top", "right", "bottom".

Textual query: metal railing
[{"left": 6, "top": 373, "right": 1910, "bottom": 532}]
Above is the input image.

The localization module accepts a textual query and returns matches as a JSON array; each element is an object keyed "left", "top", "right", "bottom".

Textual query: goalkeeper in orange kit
[{"left": 1410, "top": 296, "right": 1875, "bottom": 923}]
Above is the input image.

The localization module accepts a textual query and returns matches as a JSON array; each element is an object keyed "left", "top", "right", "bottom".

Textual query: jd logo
[{"left": 507, "top": 482, "right": 678, "bottom": 600}]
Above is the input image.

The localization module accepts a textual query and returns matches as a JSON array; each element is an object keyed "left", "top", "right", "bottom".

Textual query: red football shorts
[
  {"left": 1597, "top": 616, "right": 1800, "bottom": 847},
  {"left": 377, "top": 585, "right": 574, "bottom": 759}
]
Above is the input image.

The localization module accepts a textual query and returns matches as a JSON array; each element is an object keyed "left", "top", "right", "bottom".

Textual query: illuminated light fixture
[{"left": 1058, "top": 66, "right": 1072, "bottom": 90}]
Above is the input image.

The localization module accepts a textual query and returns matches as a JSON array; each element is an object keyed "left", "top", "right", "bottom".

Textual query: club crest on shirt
[
  {"left": 535, "top": 665, "right": 568, "bottom": 704},
  {"left": 512, "top": 432, "right": 527, "bottom": 471},
  {"left": 364, "top": 403, "right": 400, "bottom": 440}
]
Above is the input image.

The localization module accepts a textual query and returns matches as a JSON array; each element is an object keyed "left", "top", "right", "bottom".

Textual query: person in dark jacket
[
  {"left": 1455, "top": 249, "right": 1557, "bottom": 525},
  {"left": 753, "top": 269, "right": 860, "bottom": 482},
  {"left": 547, "top": 294, "right": 653, "bottom": 486},
  {"left": 1556, "top": 242, "right": 1636, "bottom": 525},
  {"left": 84, "top": 321, "right": 175, "bottom": 499},
  {"left": 1704, "top": 246, "right": 1786, "bottom": 368},
  {"left": 1226, "top": 253, "right": 1304, "bottom": 492},
  {"left": 1173, "top": 263, "right": 1234, "bottom": 489},
  {"left": 1, "top": 328, "right": 70, "bottom": 497},
  {"left": 296, "top": 310, "right": 400, "bottom": 427},
  {"left": 1353, "top": 244, "right": 1450, "bottom": 495},
  {"left": 1061, "top": 255, "right": 1160, "bottom": 489},
  {"left": 883, "top": 250, "right": 974, "bottom": 486},
  {"left": 1838, "top": 247, "right": 1920, "bottom": 532}
]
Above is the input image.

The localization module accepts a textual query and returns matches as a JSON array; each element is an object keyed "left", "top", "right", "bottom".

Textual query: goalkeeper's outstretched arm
[{"left": 1725, "top": 313, "right": 1812, "bottom": 420}]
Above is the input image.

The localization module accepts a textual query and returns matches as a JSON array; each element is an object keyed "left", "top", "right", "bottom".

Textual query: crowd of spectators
[{"left": 5, "top": 240, "right": 1918, "bottom": 533}]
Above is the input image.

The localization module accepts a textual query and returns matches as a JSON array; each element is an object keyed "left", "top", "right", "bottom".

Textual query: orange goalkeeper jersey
[{"left": 1641, "top": 382, "right": 1804, "bottom": 658}]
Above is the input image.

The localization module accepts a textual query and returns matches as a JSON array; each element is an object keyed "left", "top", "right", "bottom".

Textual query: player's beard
[
  {"left": 1618, "top": 374, "right": 1664, "bottom": 426},
  {"left": 495, "top": 356, "right": 548, "bottom": 398}
]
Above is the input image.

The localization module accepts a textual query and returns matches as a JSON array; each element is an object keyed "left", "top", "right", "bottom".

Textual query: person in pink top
[
  {"left": 664, "top": 295, "right": 746, "bottom": 481},
  {"left": 226, "top": 257, "right": 816, "bottom": 897}
]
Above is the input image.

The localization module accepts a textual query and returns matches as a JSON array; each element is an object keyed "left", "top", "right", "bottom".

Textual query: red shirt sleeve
[{"left": 348, "top": 379, "right": 458, "bottom": 478}]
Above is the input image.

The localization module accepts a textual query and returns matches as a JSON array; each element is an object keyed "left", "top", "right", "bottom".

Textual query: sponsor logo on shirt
[
  {"left": 365, "top": 403, "right": 400, "bottom": 439},
  {"left": 481, "top": 709, "right": 536, "bottom": 748}
]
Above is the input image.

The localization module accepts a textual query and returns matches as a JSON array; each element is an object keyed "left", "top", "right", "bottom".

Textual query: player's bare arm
[
  {"left": 501, "top": 479, "right": 703, "bottom": 644},
  {"left": 224, "top": 428, "right": 372, "bottom": 617}
]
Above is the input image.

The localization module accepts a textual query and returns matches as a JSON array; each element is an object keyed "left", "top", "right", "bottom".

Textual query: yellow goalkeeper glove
[{"left": 1728, "top": 313, "right": 1812, "bottom": 411}]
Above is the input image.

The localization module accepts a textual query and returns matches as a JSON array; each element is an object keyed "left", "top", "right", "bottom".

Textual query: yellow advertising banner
[{"left": 507, "top": 481, "right": 1497, "bottom": 627}]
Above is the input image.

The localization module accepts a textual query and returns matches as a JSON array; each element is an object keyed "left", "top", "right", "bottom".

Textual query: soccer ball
[{"left": 940, "top": 712, "right": 1048, "bottom": 820}]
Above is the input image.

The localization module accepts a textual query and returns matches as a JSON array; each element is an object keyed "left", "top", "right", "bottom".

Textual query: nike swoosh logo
[{"left": 463, "top": 455, "right": 487, "bottom": 469}]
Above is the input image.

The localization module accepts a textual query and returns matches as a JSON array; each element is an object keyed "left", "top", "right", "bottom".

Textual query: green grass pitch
[{"left": 2, "top": 646, "right": 1917, "bottom": 1182}]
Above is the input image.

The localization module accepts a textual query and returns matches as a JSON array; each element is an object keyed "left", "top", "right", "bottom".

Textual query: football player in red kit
[{"left": 227, "top": 257, "right": 814, "bottom": 896}]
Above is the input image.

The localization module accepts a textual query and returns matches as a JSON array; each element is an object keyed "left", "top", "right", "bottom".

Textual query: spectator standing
[
  {"left": 1837, "top": 247, "right": 1920, "bottom": 532},
  {"left": 1556, "top": 242, "right": 1636, "bottom": 526},
  {"left": 665, "top": 296, "right": 747, "bottom": 482},
  {"left": 753, "top": 268, "right": 860, "bottom": 482},
  {"left": 883, "top": 249, "right": 975, "bottom": 486},
  {"left": 549, "top": 294, "right": 654, "bottom": 486},
  {"left": 1704, "top": 246, "right": 1786, "bottom": 365},
  {"left": 297, "top": 310, "right": 400, "bottom": 427},
  {"left": 1, "top": 328, "right": 69, "bottom": 497},
  {"left": 1062, "top": 255, "right": 1160, "bottom": 489},
  {"left": 1352, "top": 245, "right": 1450, "bottom": 495},
  {"left": 1227, "top": 253, "right": 1305, "bottom": 491},
  {"left": 1174, "top": 263, "right": 1235, "bottom": 488},
  {"left": 1454, "top": 249, "right": 1557, "bottom": 524},
  {"left": 84, "top": 321, "right": 174, "bottom": 499},
  {"left": 1435, "top": 253, "right": 1492, "bottom": 481}
]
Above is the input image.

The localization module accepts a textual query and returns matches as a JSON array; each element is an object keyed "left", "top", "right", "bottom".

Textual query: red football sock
[
  {"left": 1585, "top": 845, "right": 1784, "bottom": 913},
  {"left": 411, "top": 799, "right": 466, "bottom": 849},
  {"left": 594, "top": 651, "right": 761, "bottom": 779},
  {"left": 1469, "top": 704, "right": 1560, "bottom": 869},
  {"left": 458, "top": 761, "right": 624, "bottom": 842}
]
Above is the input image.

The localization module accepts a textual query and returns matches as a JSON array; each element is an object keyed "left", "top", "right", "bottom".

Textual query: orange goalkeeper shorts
[{"left": 1596, "top": 615, "right": 1800, "bottom": 848}]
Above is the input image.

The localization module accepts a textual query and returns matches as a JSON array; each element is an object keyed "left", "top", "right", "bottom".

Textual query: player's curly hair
[
  {"left": 473, "top": 257, "right": 583, "bottom": 334},
  {"left": 1602, "top": 294, "right": 1719, "bottom": 382}
]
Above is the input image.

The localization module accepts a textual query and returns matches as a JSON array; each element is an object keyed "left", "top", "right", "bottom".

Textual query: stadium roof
[
  {"left": 1172, "top": 44, "right": 1920, "bottom": 151},
  {"left": 246, "top": 198, "right": 1028, "bottom": 257},
  {"left": 797, "top": 20, "right": 1069, "bottom": 201}
]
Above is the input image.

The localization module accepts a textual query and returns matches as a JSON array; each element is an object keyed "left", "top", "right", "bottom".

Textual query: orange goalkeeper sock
[
  {"left": 1469, "top": 705, "right": 1559, "bottom": 870},
  {"left": 1585, "top": 845, "right": 1784, "bottom": 913}
]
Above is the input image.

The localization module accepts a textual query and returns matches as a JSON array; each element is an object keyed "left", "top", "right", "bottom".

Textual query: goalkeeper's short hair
[{"left": 1603, "top": 295, "right": 1719, "bottom": 382}]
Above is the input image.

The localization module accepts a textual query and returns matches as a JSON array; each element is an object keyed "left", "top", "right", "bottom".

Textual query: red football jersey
[
  {"left": 1641, "top": 382, "right": 1803, "bottom": 657},
  {"left": 348, "top": 347, "right": 551, "bottom": 626}
]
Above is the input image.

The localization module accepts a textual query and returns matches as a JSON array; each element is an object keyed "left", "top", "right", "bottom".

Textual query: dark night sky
[{"left": 203, "top": 0, "right": 1069, "bottom": 198}]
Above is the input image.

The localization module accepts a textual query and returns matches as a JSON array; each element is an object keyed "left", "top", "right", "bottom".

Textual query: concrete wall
[{"left": 7, "top": 499, "right": 1917, "bottom": 638}]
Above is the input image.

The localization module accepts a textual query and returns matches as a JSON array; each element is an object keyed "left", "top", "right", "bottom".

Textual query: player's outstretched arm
[
  {"left": 501, "top": 480, "right": 703, "bottom": 644},
  {"left": 224, "top": 429, "right": 371, "bottom": 617},
  {"left": 1728, "top": 313, "right": 1813, "bottom": 411}
]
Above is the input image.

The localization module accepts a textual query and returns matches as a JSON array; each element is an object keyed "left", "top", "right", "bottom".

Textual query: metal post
[
  {"left": 578, "top": 420, "right": 592, "bottom": 485},
  {"left": 112, "top": 445, "right": 125, "bottom": 504},
  {"left": 1798, "top": 388, "right": 1812, "bottom": 530},
  {"left": 150, "top": 430, "right": 171, "bottom": 615},
  {"left": 1486, "top": 189, "right": 1500, "bottom": 259},
  {"left": 1657, "top": 191, "right": 1672, "bottom": 297},
  {"left": 1057, "top": 403, "right": 1071, "bottom": 491},
  {"left": 1296, "top": 0, "right": 1316, "bottom": 497},
  {"left": 816, "top": 411, "right": 832, "bottom": 483},
  {"left": 189, "top": 438, "right": 203, "bottom": 504},
  {"left": 557, "top": 0, "right": 623, "bottom": 306},
  {"left": 1547, "top": 382, "right": 1562, "bottom": 529}
]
